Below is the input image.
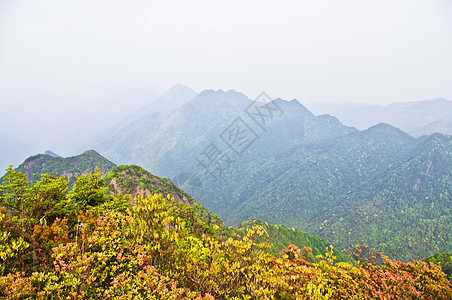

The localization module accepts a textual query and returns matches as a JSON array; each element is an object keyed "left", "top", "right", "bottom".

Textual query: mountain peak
[
  {"left": 366, "top": 122, "right": 405, "bottom": 132},
  {"left": 81, "top": 149, "right": 104, "bottom": 157},
  {"left": 189, "top": 89, "right": 252, "bottom": 107},
  {"left": 271, "top": 98, "right": 314, "bottom": 119},
  {"left": 361, "top": 123, "right": 414, "bottom": 143},
  {"left": 11, "top": 150, "right": 116, "bottom": 184},
  {"left": 126, "top": 84, "right": 198, "bottom": 119},
  {"left": 167, "top": 83, "right": 197, "bottom": 94},
  {"left": 44, "top": 150, "right": 61, "bottom": 158},
  {"left": 198, "top": 88, "right": 247, "bottom": 96},
  {"left": 154, "top": 83, "right": 198, "bottom": 103}
]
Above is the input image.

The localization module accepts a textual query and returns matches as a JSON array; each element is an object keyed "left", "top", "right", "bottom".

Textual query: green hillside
[
  {"left": 104, "top": 164, "right": 346, "bottom": 261},
  {"left": 7, "top": 153, "right": 344, "bottom": 264},
  {"left": 423, "top": 253, "right": 452, "bottom": 281},
  {"left": 92, "top": 90, "right": 452, "bottom": 261},
  {"left": 236, "top": 219, "right": 351, "bottom": 262},
  {"left": 313, "top": 133, "right": 452, "bottom": 261},
  {"left": 104, "top": 164, "right": 225, "bottom": 232},
  {"left": 12, "top": 150, "right": 116, "bottom": 184},
  {"left": 1, "top": 167, "right": 451, "bottom": 299}
]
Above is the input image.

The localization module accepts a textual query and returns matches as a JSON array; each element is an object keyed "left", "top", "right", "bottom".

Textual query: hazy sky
[{"left": 0, "top": 0, "right": 451, "bottom": 104}]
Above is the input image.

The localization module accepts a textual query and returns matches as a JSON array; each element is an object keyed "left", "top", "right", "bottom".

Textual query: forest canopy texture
[{"left": 0, "top": 167, "right": 451, "bottom": 299}]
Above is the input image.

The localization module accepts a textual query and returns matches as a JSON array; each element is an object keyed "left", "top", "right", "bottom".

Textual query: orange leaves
[
  {"left": 1, "top": 202, "right": 452, "bottom": 299},
  {"left": 283, "top": 244, "right": 313, "bottom": 266}
]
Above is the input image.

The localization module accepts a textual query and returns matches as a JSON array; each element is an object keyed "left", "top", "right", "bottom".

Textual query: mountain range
[
  {"left": 0, "top": 83, "right": 199, "bottom": 175},
  {"left": 306, "top": 98, "right": 452, "bottom": 137},
  {"left": 4, "top": 151, "right": 449, "bottom": 298},
  {"left": 3, "top": 151, "right": 350, "bottom": 262},
  {"left": 92, "top": 89, "right": 452, "bottom": 261},
  {"left": 2, "top": 84, "right": 452, "bottom": 261}
]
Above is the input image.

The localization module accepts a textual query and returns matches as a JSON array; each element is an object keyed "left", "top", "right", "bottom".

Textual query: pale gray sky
[{"left": 0, "top": 0, "right": 451, "bottom": 104}]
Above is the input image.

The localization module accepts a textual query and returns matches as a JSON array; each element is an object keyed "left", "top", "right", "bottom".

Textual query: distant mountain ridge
[
  {"left": 93, "top": 89, "right": 259, "bottom": 175},
  {"left": 132, "top": 83, "right": 197, "bottom": 117},
  {"left": 0, "top": 82, "right": 162, "bottom": 158},
  {"left": 44, "top": 150, "right": 60, "bottom": 158},
  {"left": 78, "top": 84, "right": 198, "bottom": 155},
  {"left": 306, "top": 98, "right": 452, "bottom": 137},
  {"left": 92, "top": 89, "right": 452, "bottom": 260}
]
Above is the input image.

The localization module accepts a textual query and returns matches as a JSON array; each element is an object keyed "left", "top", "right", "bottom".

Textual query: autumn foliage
[{"left": 1, "top": 168, "right": 451, "bottom": 299}]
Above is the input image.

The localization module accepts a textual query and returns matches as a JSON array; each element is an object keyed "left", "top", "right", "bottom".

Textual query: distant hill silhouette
[{"left": 306, "top": 98, "right": 452, "bottom": 137}]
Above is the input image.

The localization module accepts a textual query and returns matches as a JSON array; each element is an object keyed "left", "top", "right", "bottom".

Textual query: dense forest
[
  {"left": 93, "top": 90, "right": 452, "bottom": 262},
  {"left": 16, "top": 150, "right": 116, "bottom": 184},
  {"left": 1, "top": 167, "right": 451, "bottom": 299}
]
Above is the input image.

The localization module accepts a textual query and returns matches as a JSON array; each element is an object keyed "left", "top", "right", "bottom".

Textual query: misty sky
[{"left": 0, "top": 0, "right": 451, "bottom": 104}]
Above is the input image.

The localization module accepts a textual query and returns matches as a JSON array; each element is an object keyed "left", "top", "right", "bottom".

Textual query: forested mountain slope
[
  {"left": 10, "top": 149, "right": 116, "bottom": 184},
  {"left": 6, "top": 152, "right": 348, "bottom": 263},
  {"left": 104, "top": 164, "right": 225, "bottom": 230},
  {"left": 104, "top": 164, "right": 350, "bottom": 261},
  {"left": 92, "top": 89, "right": 452, "bottom": 260},
  {"left": 2, "top": 166, "right": 451, "bottom": 298},
  {"left": 312, "top": 133, "right": 452, "bottom": 260}
]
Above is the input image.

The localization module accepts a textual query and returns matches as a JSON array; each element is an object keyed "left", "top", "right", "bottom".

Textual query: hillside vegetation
[
  {"left": 12, "top": 150, "right": 116, "bottom": 184},
  {"left": 93, "top": 90, "right": 452, "bottom": 261},
  {"left": 1, "top": 168, "right": 451, "bottom": 299},
  {"left": 103, "top": 164, "right": 351, "bottom": 262},
  {"left": 423, "top": 253, "right": 452, "bottom": 281}
]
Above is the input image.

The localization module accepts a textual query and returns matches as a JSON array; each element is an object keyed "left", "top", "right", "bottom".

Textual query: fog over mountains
[
  {"left": 2, "top": 1, "right": 452, "bottom": 296},
  {"left": 88, "top": 87, "right": 452, "bottom": 261},
  {"left": 306, "top": 98, "right": 452, "bottom": 137},
  {"left": 2, "top": 84, "right": 452, "bottom": 261},
  {"left": 0, "top": 83, "right": 186, "bottom": 174}
]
